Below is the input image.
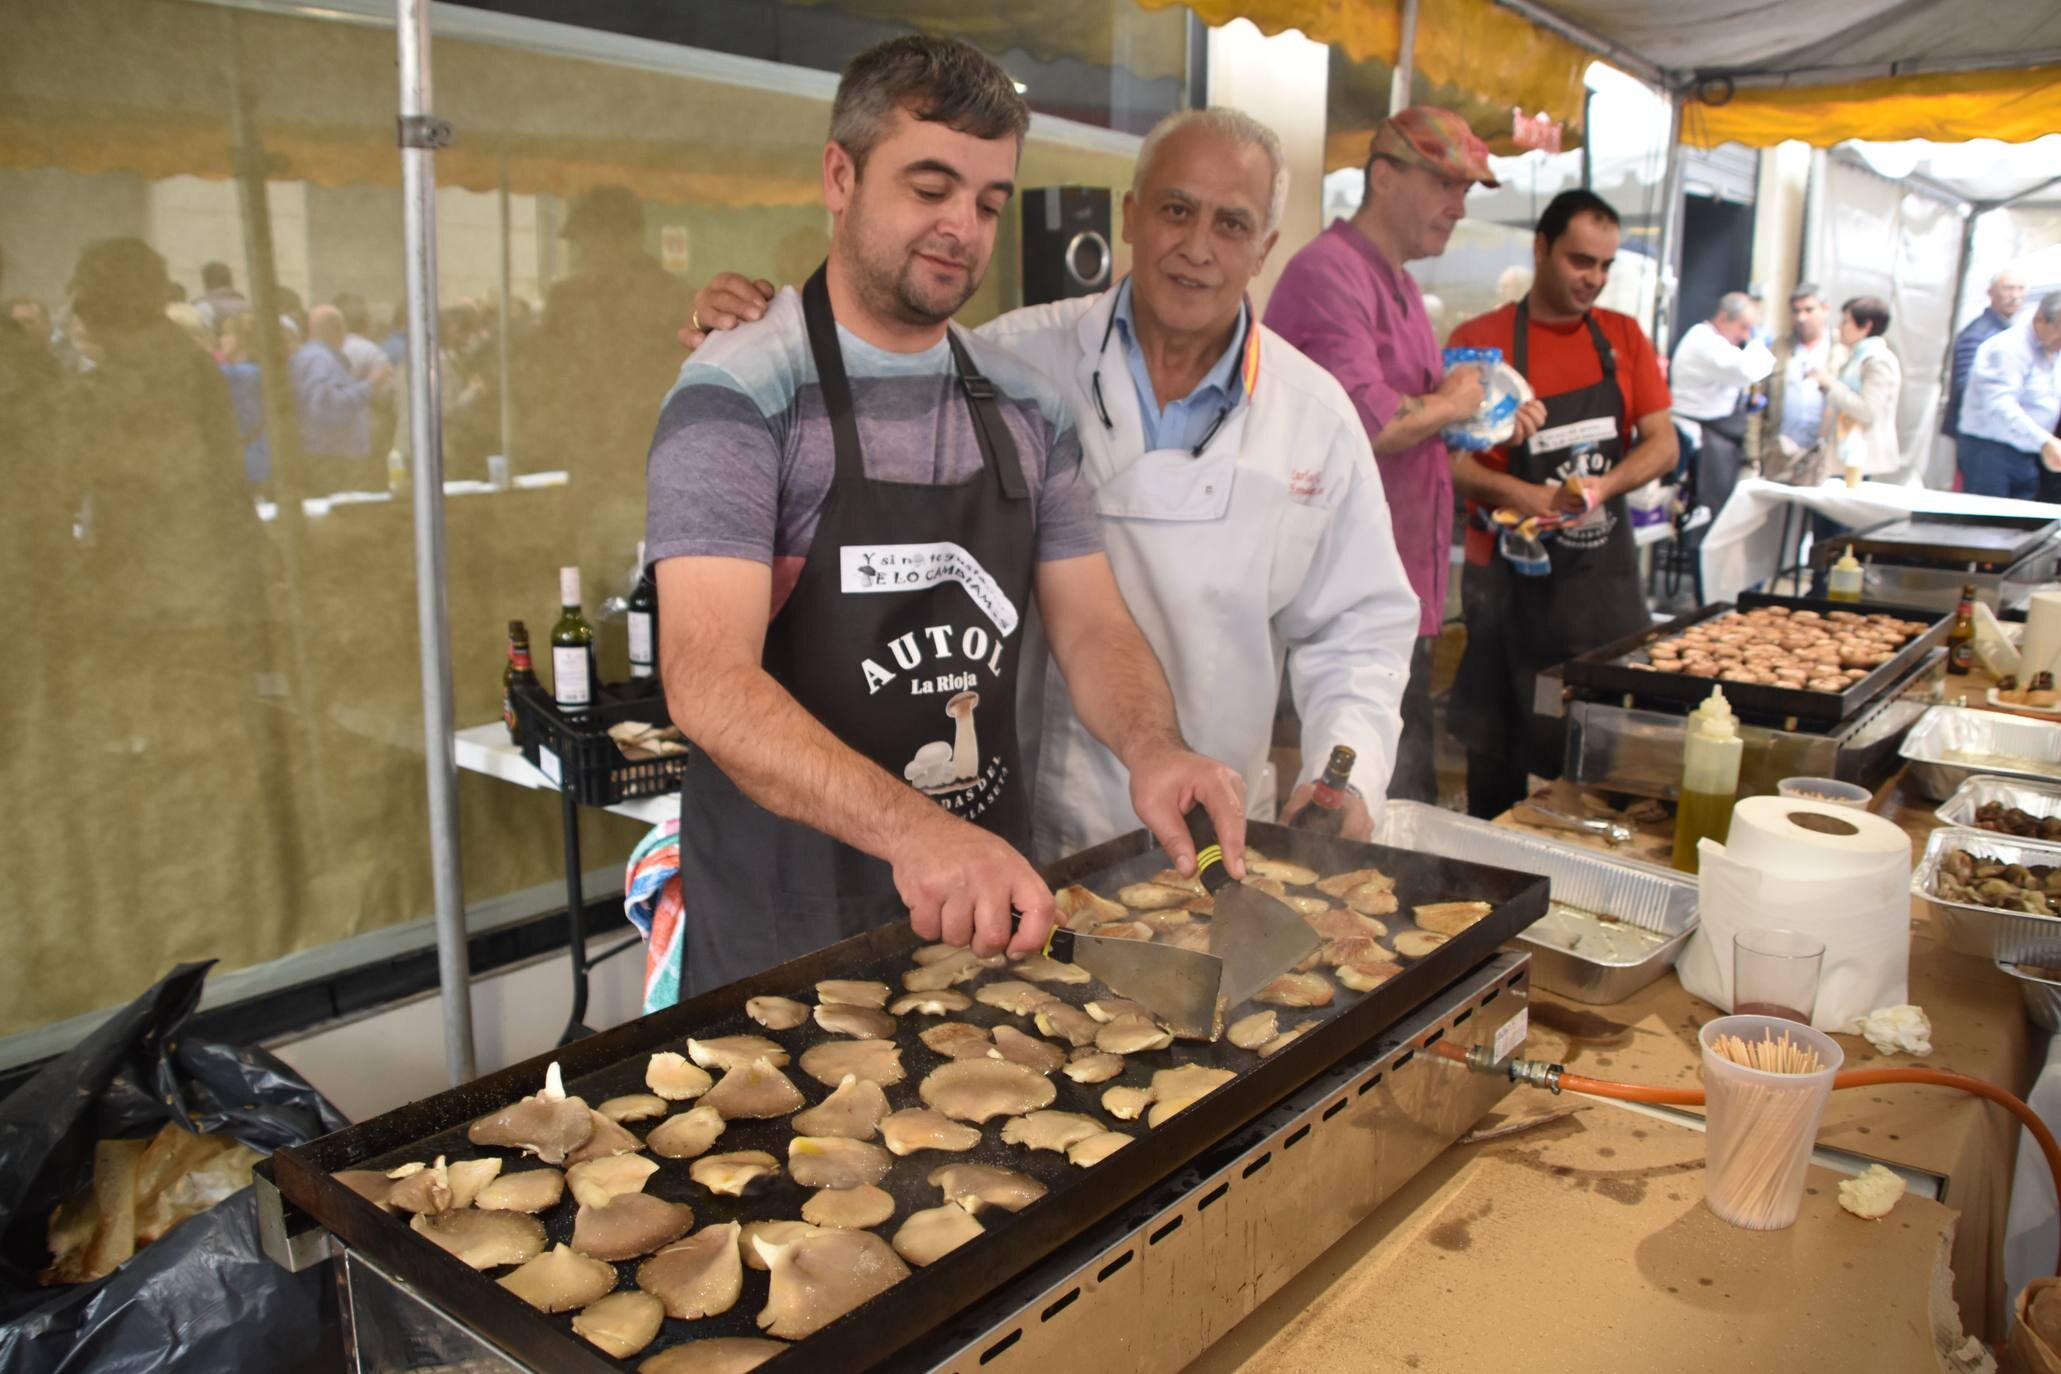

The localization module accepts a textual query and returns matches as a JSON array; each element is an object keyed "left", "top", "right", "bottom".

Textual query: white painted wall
[{"left": 1203, "top": 18, "right": 1329, "bottom": 316}]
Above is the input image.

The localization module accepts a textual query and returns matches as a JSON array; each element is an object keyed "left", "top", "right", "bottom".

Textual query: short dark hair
[
  {"left": 1790, "top": 282, "right": 1824, "bottom": 306},
  {"left": 1535, "top": 190, "right": 1619, "bottom": 247},
  {"left": 829, "top": 36, "right": 1030, "bottom": 175},
  {"left": 201, "top": 261, "right": 233, "bottom": 290},
  {"left": 1843, "top": 295, "right": 1891, "bottom": 338}
]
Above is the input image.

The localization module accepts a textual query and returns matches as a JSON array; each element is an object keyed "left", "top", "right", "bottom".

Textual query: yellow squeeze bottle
[
  {"left": 1673, "top": 687, "right": 1744, "bottom": 874},
  {"left": 1827, "top": 551, "right": 1863, "bottom": 603}
]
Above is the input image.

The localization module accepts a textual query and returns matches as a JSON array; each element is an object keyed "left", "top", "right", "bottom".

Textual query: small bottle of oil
[
  {"left": 1827, "top": 551, "right": 1864, "bottom": 603},
  {"left": 1673, "top": 686, "right": 1743, "bottom": 874}
]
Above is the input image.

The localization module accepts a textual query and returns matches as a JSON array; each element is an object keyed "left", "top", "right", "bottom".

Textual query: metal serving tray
[
  {"left": 1901, "top": 705, "right": 2061, "bottom": 801},
  {"left": 1934, "top": 774, "right": 2061, "bottom": 831},
  {"left": 267, "top": 821, "right": 1547, "bottom": 1374},
  {"left": 1911, "top": 826, "right": 2061, "bottom": 961},
  {"left": 1823, "top": 513, "right": 2061, "bottom": 571},
  {"left": 1559, "top": 591, "right": 1948, "bottom": 727},
  {"left": 1372, "top": 802, "right": 1696, "bottom": 1004},
  {"left": 1998, "top": 959, "right": 2061, "bottom": 1033}
]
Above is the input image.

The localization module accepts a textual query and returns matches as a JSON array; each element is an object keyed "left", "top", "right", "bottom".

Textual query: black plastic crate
[{"left": 512, "top": 679, "right": 687, "bottom": 806}]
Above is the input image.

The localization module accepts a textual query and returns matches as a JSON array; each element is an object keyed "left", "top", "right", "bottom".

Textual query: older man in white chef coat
[{"left": 689, "top": 108, "right": 1420, "bottom": 858}]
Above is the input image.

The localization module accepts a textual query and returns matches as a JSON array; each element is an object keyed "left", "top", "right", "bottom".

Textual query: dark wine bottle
[
  {"left": 1291, "top": 745, "right": 1358, "bottom": 835},
  {"left": 502, "top": 620, "right": 536, "bottom": 744}
]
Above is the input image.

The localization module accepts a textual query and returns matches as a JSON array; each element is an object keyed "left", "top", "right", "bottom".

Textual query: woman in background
[{"left": 1811, "top": 295, "right": 1904, "bottom": 484}]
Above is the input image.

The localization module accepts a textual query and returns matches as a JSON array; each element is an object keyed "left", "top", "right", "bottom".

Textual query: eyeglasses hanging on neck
[{"left": 1089, "top": 280, "right": 1256, "bottom": 459}]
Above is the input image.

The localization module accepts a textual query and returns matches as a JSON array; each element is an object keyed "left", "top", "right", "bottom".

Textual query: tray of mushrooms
[{"left": 280, "top": 822, "right": 1546, "bottom": 1374}]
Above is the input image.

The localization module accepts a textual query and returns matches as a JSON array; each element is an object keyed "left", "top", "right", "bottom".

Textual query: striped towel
[{"left": 624, "top": 816, "right": 683, "bottom": 1014}]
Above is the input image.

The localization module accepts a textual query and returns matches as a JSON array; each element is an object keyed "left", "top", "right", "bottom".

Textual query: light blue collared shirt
[
  {"left": 1961, "top": 323, "right": 2061, "bottom": 454},
  {"left": 1111, "top": 279, "right": 1246, "bottom": 453}
]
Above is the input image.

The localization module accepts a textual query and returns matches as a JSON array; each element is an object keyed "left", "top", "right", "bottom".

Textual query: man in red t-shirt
[{"left": 1445, "top": 189, "right": 1678, "bottom": 819}]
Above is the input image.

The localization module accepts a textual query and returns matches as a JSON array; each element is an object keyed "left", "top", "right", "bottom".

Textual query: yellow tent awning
[{"left": 1684, "top": 64, "right": 2061, "bottom": 149}]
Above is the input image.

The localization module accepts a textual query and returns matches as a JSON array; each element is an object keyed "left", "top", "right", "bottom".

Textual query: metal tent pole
[
  {"left": 1390, "top": 0, "right": 1420, "bottom": 115},
  {"left": 397, "top": 0, "right": 476, "bottom": 1086},
  {"left": 1652, "top": 90, "right": 1687, "bottom": 354}
]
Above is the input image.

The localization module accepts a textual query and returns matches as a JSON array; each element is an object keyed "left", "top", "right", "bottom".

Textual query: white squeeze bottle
[{"left": 1673, "top": 686, "right": 1743, "bottom": 874}]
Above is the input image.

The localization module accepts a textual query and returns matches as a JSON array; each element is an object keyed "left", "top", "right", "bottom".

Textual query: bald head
[
  {"left": 308, "top": 303, "right": 346, "bottom": 349},
  {"left": 1991, "top": 269, "right": 2026, "bottom": 319}
]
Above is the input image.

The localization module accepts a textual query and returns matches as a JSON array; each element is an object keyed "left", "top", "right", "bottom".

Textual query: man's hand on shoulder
[
  {"left": 679, "top": 273, "right": 777, "bottom": 349},
  {"left": 887, "top": 806, "right": 1058, "bottom": 961}
]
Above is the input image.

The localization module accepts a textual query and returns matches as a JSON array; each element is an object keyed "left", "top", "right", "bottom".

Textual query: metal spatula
[
  {"left": 1183, "top": 808, "right": 1321, "bottom": 1014},
  {"left": 1043, "top": 927, "right": 1225, "bottom": 1040}
]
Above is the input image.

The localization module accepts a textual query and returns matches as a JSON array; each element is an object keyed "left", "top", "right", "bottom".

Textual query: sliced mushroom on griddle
[
  {"left": 570, "top": 1289, "right": 665, "bottom": 1361},
  {"left": 700, "top": 1058, "right": 807, "bottom": 1119},
  {"left": 1146, "top": 869, "right": 1208, "bottom": 896},
  {"left": 687, "top": 1035, "right": 789, "bottom": 1072},
  {"left": 889, "top": 989, "right": 973, "bottom": 1017},
  {"left": 1066, "top": 1131, "right": 1133, "bottom": 1168},
  {"left": 788, "top": 1136, "right": 893, "bottom": 1189},
  {"left": 1344, "top": 883, "right": 1400, "bottom": 917},
  {"left": 1095, "top": 1017, "right": 1174, "bottom": 1055},
  {"left": 739, "top": 1220, "right": 818, "bottom": 1270},
  {"left": 988, "top": 1024, "right": 1067, "bottom": 1074},
  {"left": 1055, "top": 884, "right": 1128, "bottom": 929},
  {"left": 473, "top": 1168, "right": 564, "bottom": 1213},
  {"left": 798, "top": 1038, "right": 906, "bottom": 1088},
  {"left": 754, "top": 1227, "right": 910, "bottom": 1342},
  {"left": 1033, "top": 1003, "right": 1101, "bottom": 1048},
  {"left": 1248, "top": 857, "right": 1320, "bottom": 886},
  {"left": 1159, "top": 923, "right": 1214, "bottom": 954},
  {"left": 1256, "top": 971, "right": 1335, "bottom": 1008},
  {"left": 927, "top": 1162, "right": 1046, "bottom": 1214},
  {"left": 891, "top": 1204, "right": 984, "bottom": 1266},
  {"left": 1092, "top": 920, "right": 1158, "bottom": 942},
  {"left": 1280, "top": 894, "right": 1332, "bottom": 917},
  {"left": 466, "top": 1071, "right": 593, "bottom": 1164},
  {"left": 639, "top": 1220, "right": 745, "bottom": 1320},
  {"left": 903, "top": 948, "right": 988, "bottom": 992},
  {"left": 1413, "top": 901, "right": 1493, "bottom": 935},
  {"left": 1336, "top": 958, "right": 1404, "bottom": 993},
  {"left": 813, "top": 1003, "right": 897, "bottom": 1039},
  {"left": 566, "top": 1154, "right": 658, "bottom": 1208},
  {"left": 647, "top": 1104, "right": 727, "bottom": 1160},
  {"left": 1146, "top": 1064, "right": 1238, "bottom": 1127},
  {"left": 571, "top": 1192, "right": 696, "bottom": 1261},
  {"left": 638, "top": 1337, "right": 792, "bottom": 1374},
  {"left": 880, "top": 1108, "right": 982, "bottom": 1156},
  {"left": 1131, "top": 907, "right": 1195, "bottom": 934},
  {"left": 598, "top": 1093, "right": 669, "bottom": 1124},
  {"left": 790, "top": 1074, "right": 889, "bottom": 1140},
  {"left": 1306, "top": 908, "right": 1389, "bottom": 941},
  {"left": 1313, "top": 935, "right": 1385, "bottom": 969},
  {"left": 386, "top": 1157, "right": 453, "bottom": 1215},
  {"left": 1260, "top": 1024, "right": 1311, "bottom": 1058},
  {"left": 1117, "top": 881, "right": 1193, "bottom": 908},
  {"left": 688, "top": 1150, "right": 781, "bottom": 1197},
  {"left": 815, "top": 979, "right": 891, "bottom": 1009},
  {"left": 496, "top": 1242, "right": 614, "bottom": 1311},
  {"left": 745, "top": 995, "right": 811, "bottom": 1031},
  {"left": 646, "top": 1052, "right": 713, "bottom": 1101},
  {"left": 999, "top": 1110, "right": 1102, "bottom": 1153},
  {"left": 1085, "top": 998, "right": 1152, "bottom": 1024},
  {"left": 1226, "top": 1009, "right": 1278, "bottom": 1050},
  {"left": 918, "top": 1059, "right": 1056, "bottom": 1124},
  {"left": 563, "top": 1109, "right": 645, "bottom": 1166},
  {"left": 918, "top": 1021, "right": 994, "bottom": 1061},
  {"left": 1100, "top": 1085, "right": 1154, "bottom": 1121},
  {"left": 974, "top": 981, "right": 1057, "bottom": 1017},
  {"left": 410, "top": 1209, "right": 546, "bottom": 1269},
  {"left": 1061, "top": 1051, "right": 1125, "bottom": 1085},
  {"left": 1317, "top": 867, "right": 1393, "bottom": 899},
  {"left": 445, "top": 1157, "right": 502, "bottom": 1209},
  {"left": 801, "top": 1184, "right": 895, "bottom": 1230},
  {"left": 1392, "top": 930, "right": 1451, "bottom": 959},
  {"left": 1009, "top": 955, "right": 1091, "bottom": 986}
]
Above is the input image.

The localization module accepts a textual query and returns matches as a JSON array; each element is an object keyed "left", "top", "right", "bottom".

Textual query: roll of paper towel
[
  {"left": 1676, "top": 796, "right": 1912, "bottom": 1032},
  {"left": 2018, "top": 588, "right": 2061, "bottom": 684}
]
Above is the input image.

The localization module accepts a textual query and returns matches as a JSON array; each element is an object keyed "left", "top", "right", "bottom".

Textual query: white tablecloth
[{"left": 1697, "top": 477, "right": 2058, "bottom": 604}]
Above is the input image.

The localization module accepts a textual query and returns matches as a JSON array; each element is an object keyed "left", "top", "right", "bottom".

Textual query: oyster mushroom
[
  {"left": 599, "top": 1093, "right": 669, "bottom": 1124},
  {"left": 890, "top": 989, "right": 973, "bottom": 1016},
  {"left": 1316, "top": 868, "right": 1392, "bottom": 899},
  {"left": 974, "top": 981, "right": 1056, "bottom": 1017},
  {"left": 1100, "top": 1085, "right": 1154, "bottom": 1121},
  {"left": 1336, "top": 958, "right": 1403, "bottom": 993},
  {"left": 572, "top": 1192, "right": 696, "bottom": 1261},
  {"left": 799, "top": 1039, "right": 905, "bottom": 1088},
  {"left": 638, "top": 1338, "right": 790, "bottom": 1374},
  {"left": 1117, "top": 881, "right": 1192, "bottom": 908},
  {"left": 1067, "top": 1131, "right": 1132, "bottom": 1168},
  {"left": 647, "top": 1103, "right": 727, "bottom": 1160},
  {"left": 919, "top": 1022, "right": 994, "bottom": 1060},
  {"left": 1226, "top": 1009, "right": 1278, "bottom": 1050},
  {"left": 496, "top": 1242, "right": 613, "bottom": 1311},
  {"left": 745, "top": 996, "right": 810, "bottom": 1031},
  {"left": 788, "top": 1136, "right": 893, "bottom": 1189},
  {"left": 927, "top": 1162, "right": 1046, "bottom": 1214},
  {"left": 1132, "top": 907, "right": 1195, "bottom": 934},
  {"left": 701, "top": 1059, "right": 806, "bottom": 1119},
  {"left": 814, "top": 1004, "right": 897, "bottom": 1039},
  {"left": 1307, "top": 908, "right": 1389, "bottom": 942},
  {"left": 989, "top": 1025, "right": 1067, "bottom": 1074},
  {"left": 564, "top": 1110, "right": 645, "bottom": 1167},
  {"left": 1280, "top": 894, "right": 1332, "bottom": 917},
  {"left": 1160, "top": 923, "right": 1214, "bottom": 954},
  {"left": 1055, "top": 885, "right": 1129, "bottom": 927},
  {"left": 1314, "top": 935, "right": 1385, "bottom": 969},
  {"left": 689, "top": 1151, "right": 781, "bottom": 1197},
  {"left": 1096, "top": 1017, "right": 1174, "bottom": 1055},
  {"left": 1260, "top": 1024, "right": 1311, "bottom": 1058},
  {"left": 1414, "top": 901, "right": 1492, "bottom": 936},
  {"left": 1085, "top": 999, "right": 1152, "bottom": 1023},
  {"left": 570, "top": 1289, "right": 664, "bottom": 1360},
  {"left": 1344, "top": 883, "right": 1399, "bottom": 917},
  {"left": 891, "top": 1204, "right": 984, "bottom": 1266},
  {"left": 913, "top": 942, "right": 995, "bottom": 965},
  {"left": 1248, "top": 857, "right": 1319, "bottom": 886},
  {"left": 687, "top": 1035, "right": 789, "bottom": 1072},
  {"left": 467, "top": 1064, "right": 593, "bottom": 1164},
  {"left": 740, "top": 1220, "right": 821, "bottom": 1270},
  {"left": 386, "top": 1157, "right": 453, "bottom": 1215},
  {"left": 1092, "top": 921, "right": 1157, "bottom": 942},
  {"left": 1392, "top": 931, "right": 1450, "bottom": 959},
  {"left": 411, "top": 1209, "right": 545, "bottom": 1269},
  {"left": 1000, "top": 1111, "right": 1102, "bottom": 1153},
  {"left": 1010, "top": 955, "right": 1091, "bottom": 986},
  {"left": 902, "top": 948, "right": 989, "bottom": 992},
  {"left": 638, "top": 1221, "right": 744, "bottom": 1320},
  {"left": 1256, "top": 972, "right": 1334, "bottom": 1008},
  {"left": 754, "top": 1228, "right": 909, "bottom": 1341},
  {"left": 801, "top": 1184, "right": 895, "bottom": 1230},
  {"left": 880, "top": 1108, "right": 982, "bottom": 1156},
  {"left": 791, "top": 1074, "right": 889, "bottom": 1140},
  {"left": 1062, "top": 1052, "right": 1125, "bottom": 1085},
  {"left": 646, "top": 1052, "right": 713, "bottom": 1101},
  {"left": 474, "top": 1168, "right": 563, "bottom": 1213},
  {"left": 1146, "top": 1065, "right": 1237, "bottom": 1127},
  {"left": 567, "top": 1154, "right": 659, "bottom": 1208},
  {"left": 918, "top": 1060, "right": 1056, "bottom": 1124},
  {"left": 1034, "top": 1003, "right": 1101, "bottom": 1048},
  {"left": 815, "top": 979, "right": 891, "bottom": 1009}
]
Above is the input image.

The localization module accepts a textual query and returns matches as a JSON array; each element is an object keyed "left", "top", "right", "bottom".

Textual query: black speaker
[{"left": 1021, "top": 186, "right": 1113, "bottom": 306}]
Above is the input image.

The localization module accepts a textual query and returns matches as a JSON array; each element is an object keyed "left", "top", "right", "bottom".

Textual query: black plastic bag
[{"left": 0, "top": 961, "right": 348, "bottom": 1371}]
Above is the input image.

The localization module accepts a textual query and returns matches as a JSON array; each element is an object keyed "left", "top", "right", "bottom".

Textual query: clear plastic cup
[
  {"left": 1775, "top": 776, "right": 1871, "bottom": 809},
  {"left": 1733, "top": 927, "right": 1825, "bottom": 1024},
  {"left": 1699, "top": 1014, "right": 1844, "bottom": 1230}
]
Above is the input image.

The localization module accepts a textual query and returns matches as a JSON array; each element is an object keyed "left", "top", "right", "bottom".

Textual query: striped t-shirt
[{"left": 646, "top": 288, "right": 1101, "bottom": 615}]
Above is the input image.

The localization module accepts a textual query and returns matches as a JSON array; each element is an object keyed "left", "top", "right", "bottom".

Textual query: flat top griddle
[
  {"left": 1822, "top": 513, "right": 2060, "bottom": 570},
  {"left": 270, "top": 821, "right": 1546, "bottom": 1374},
  {"left": 1558, "top": 591, "right": 1948, "bottom": 726}
]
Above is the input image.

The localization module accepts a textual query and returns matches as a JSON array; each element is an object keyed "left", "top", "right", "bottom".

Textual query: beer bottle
[
  {"left": 1946, "top": 584, "right": 1977, "bottom": 677},
  {"left": 551, "top": 567, "right": 597, "bottom": 718},
  {"left": 502, "top": 620, "right": 536, "bottom": 744},
  {"left": 1292, "top": 746, "right": 1358, "bottom": 835},
  {"left": 627, "top": 541, "right": 659, "bottom": 681}
]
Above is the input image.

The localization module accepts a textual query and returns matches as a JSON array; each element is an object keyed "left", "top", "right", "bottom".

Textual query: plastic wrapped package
[{"left": 1439, "top": 346, "right": 1536, "bottom": 452}]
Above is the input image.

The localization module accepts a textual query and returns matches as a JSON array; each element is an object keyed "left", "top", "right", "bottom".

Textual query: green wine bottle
[{"left": 550, "top": 566, "right": 596, "bottom": 718}]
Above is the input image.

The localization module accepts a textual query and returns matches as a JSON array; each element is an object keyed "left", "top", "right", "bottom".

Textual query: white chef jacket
[
  {"left": 977, "top": 288, "right": 1421, "bottom": 863},
  {"left": 1670, "top": 319, "right": 1775, "bottom": 444}
]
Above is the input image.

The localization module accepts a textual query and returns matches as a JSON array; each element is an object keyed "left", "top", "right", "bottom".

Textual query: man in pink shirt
[{"left": 1265, "top": 108, "right": 1504, "bottom": 804}]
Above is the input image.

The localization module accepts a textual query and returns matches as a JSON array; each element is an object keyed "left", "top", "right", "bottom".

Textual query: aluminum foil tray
[
  {"left": 1901, "top": 705, "right": 2061, "bottom": 801},
  {"left": 1998, "top": 959, "right": 2061, "bottom": 1033},
  {"left": 1372, "top": 802, "right": 1697, "bottom": 1004},
  {"left": 1911, "top": 825, "right": 2061, "bottom": 961},
  {"left": 1934, "top": 774, "right": 2061, "bottom": 831}
]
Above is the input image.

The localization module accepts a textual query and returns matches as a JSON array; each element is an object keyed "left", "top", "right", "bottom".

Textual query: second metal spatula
[{"left": 1185, "top": 808, "right": 1321, "bottom": 1015}]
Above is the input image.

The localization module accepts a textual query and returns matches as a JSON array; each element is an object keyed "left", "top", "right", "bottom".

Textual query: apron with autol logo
[
  {"left": 675, "top": 263, "right": 1034, "bottom": 995},
  {"left": 1453, "top": 300, "right": 1649, "bottom": 770}
]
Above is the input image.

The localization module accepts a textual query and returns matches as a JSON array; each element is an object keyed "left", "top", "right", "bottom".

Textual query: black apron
[
  {"left": 676, "top": 264, "right": 1035, "bottom": 995},
  {"left": 1452, "top": 301, "right": 1650, "bottom": 771}
]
